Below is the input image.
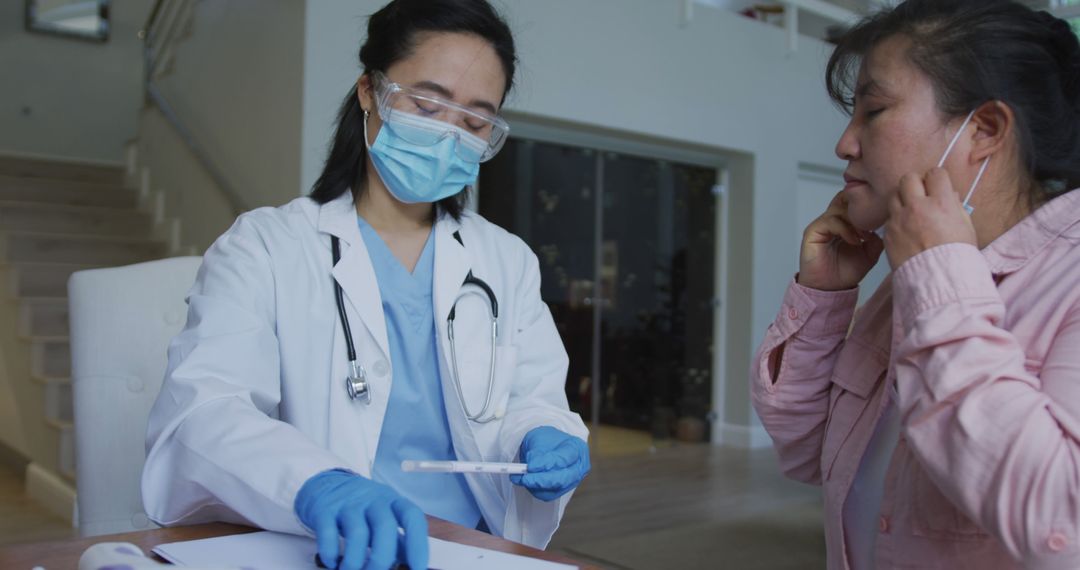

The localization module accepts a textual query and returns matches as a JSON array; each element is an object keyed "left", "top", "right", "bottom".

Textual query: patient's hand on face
[
  {"left": 798, "top": 191, "right": 885, "bottom": 292},
  {"left": 882, "top": 168, "right": 978, "bottom": 270}
]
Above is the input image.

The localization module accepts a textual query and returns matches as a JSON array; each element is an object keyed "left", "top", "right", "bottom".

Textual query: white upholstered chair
[{"left": 68, "top": 256, "right": 202, "bottom": 537}]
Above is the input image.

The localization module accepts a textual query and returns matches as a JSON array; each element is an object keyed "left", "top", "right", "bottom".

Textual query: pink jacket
[{"left": 752, "top": 189, "right": 1080, "bottom": 569}]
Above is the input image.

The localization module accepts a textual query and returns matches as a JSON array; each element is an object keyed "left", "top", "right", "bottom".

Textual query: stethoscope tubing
[
  {"left": 332, "top": 237, "right": 358, "bottom": 362},
  {"left": 331, "top": 232, "right": 500, "bottom": 422},
  {"left": 333, "top": 236, "right": 371, "bottom": 404},
  {"left": 448, "top": 285, "right": 500, "bottom": 423}
]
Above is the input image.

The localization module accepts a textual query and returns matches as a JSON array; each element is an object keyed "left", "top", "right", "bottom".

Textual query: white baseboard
[
  {"left": 26, "top": 462, "right": 77, "bottom": 527},
  {"left": 716, "top": 421, "right": 773, "bottom": 449}
]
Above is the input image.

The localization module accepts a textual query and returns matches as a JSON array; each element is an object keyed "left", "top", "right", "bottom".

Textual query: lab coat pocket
[{"left": 453, "top": 344, "right": 517, "bottom": 423}]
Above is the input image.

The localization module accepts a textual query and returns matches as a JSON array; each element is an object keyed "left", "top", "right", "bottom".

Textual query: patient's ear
[{"left": 969, "top": 101, "right": 1013, "bottom": 163}]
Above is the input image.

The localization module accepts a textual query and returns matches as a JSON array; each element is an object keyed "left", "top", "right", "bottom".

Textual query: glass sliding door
[
  {"left": 598, "top": 153, "right": 717, "bottom": 440},
  {"left": 479, "top": 137, "right": 719, "bottom": 444},
  {"left": 480, "top": 140, "right": 598, "bottom": 418}
]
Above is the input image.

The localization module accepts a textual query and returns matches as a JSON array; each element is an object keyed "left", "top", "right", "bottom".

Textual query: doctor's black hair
[
  {"left": 826, "top": 0, "right": 1080, "bottom": 203},
  {"left": 308, "top": 0, "right": 517, "bottom": 218}
]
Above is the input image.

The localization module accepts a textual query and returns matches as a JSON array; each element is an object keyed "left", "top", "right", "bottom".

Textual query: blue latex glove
[
  {"left": 509, "top": 426, "right": 590, "bottom": 501},
  {"left": 294, "top": 469, "right": 428, "bottom": 570}
]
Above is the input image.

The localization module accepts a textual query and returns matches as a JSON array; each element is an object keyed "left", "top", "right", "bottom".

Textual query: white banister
[{"left": 139, "top": 0, "right": 247, "bottom": 216}]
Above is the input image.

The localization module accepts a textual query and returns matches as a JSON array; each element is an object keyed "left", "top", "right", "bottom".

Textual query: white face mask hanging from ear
[
  {"left": 938, "top": 109, "right": 991, "bottom": 216},
  {"left": 874, "top": 109, "right": 989, "bottom": 238}
]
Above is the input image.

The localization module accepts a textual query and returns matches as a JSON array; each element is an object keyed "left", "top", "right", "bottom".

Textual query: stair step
[
  {"left": 32, "top": 373, "right": 70, "bottom": 385},
  {"left": 4, "top": 232, "right": 167, "bottom": 266},
  {"left": 33, "top": 337, "right": 71, "bottom": 379},
  {"left": 17, "top": 295, "right": 67, "bottom": 303},
  {"left": 10, "top": 262, "right": 103, "bottom": 299},
  {"left": 0, "top": 156, "right": 124, "bottom": 185},
  {"left": 0, "top": 176, "right": 136, "bottom": 208},
  {"left": 0, "top": 201, "right": 151, "bottom": 237},
  {"left": 20, "top": 298, "right": 70, "bottom": 336},
  {"left": 38, "top": 375, "right": 73, "bottom": 424},
  {"left": 45, "top": 417, "right": 76, "bottom": 481}
]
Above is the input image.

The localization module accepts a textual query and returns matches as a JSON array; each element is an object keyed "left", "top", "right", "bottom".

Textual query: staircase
[{"left": 0, "top": 155, "right": 167, "bottom": 507}]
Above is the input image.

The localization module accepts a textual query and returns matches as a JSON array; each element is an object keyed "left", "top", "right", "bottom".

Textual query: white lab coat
[{"left": 141, "top": 192, "right": 589, "bottom": 548}]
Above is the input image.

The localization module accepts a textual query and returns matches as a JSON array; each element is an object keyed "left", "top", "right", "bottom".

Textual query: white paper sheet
[{"left": 152, "top": 530, "right": 578, "bottom": 570}]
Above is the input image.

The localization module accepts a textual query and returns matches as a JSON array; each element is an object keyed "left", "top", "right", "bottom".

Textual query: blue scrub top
[{"left": 359, "top": 216, "right": 482, "bottom": 529}]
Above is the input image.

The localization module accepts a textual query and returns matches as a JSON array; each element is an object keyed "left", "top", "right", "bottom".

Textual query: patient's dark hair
[
  {"left": 309, "top": 0, "right": 517, "bottom": 218},
  {"left": 827, "top": 0, "right": 1080, "bottom": 201}
]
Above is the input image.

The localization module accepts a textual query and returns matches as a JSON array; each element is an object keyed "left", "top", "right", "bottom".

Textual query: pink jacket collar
[{"left": 982, "top": 189, "right": 1080, "bottom": 275}]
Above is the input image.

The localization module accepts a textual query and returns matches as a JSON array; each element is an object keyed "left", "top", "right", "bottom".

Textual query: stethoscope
[{"left": 331, "top": 230, "right": 502, "bottom": 423}]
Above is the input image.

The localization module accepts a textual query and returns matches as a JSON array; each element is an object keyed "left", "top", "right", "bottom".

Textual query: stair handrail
[{"left": 139, "top": 0, "right": 248, "bottom": 216}]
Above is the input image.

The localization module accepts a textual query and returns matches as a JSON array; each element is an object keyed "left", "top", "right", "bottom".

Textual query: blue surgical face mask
[
  {"left": 874, "top": 109, "right": 989, "bottom": 238},
  {"left": 363, "top": 111, "right": 482, "bottom": 204}
]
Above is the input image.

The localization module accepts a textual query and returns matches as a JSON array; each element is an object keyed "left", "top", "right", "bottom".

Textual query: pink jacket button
[
  {"left": 788, "top": 308, "right": 799, "bottom": 320},
  {"left": 879, "top": 516, "right": 890, "bottom": 534},
  {"left": 1048, "top": 533, "right": 1068, "bottom": 552}
]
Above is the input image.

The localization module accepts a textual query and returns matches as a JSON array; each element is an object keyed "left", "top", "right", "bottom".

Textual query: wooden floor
[
  {"left": 549, "top": 440, "right": 825, "bottom": 569},
  {"left": 0, "top": 465, "right": 74, "bottom": 546},
  {"left": 0, "top": 426, "right": 825, "bottom": 568},
  {"left": 590, "top": 423, "right": 676, "bottom": 458}
]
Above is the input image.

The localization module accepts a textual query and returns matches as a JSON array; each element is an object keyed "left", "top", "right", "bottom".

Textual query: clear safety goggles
[{"left": 371, "top": 71, "right": 510, "bottom": 163}]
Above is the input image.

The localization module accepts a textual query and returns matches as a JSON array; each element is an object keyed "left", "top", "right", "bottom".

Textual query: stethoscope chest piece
[{"left": 345, "top": 360, "right": 371, "bottom": 404}]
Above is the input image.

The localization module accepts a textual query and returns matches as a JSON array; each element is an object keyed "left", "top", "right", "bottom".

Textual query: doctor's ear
[
  {"left": 356, "top": 74, "right": 375, "bottom": 113},
  {"left": 969, "top": 101, "right": 1015, "bottom": 162}
]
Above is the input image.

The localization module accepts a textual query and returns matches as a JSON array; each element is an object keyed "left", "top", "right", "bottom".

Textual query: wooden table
[{"left": 0, "top": 518, "right": 598, "bottom": 569}]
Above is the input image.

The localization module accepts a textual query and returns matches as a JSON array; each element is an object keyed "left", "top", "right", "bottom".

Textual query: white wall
[
  {"left": 155, "top": 0, "right": 305, "bottom": 211},
  {"left": 301, "top": 0, "right": 852, "bottom": 443},
  {"left": 0, "top": 0, "right": 151, "bottom": 163},
  {"left": 796, "top": 167, "right": 845, "bottom": 246},
  {"left": 300, "top": 1, "right": 369, "bottom": 196}
]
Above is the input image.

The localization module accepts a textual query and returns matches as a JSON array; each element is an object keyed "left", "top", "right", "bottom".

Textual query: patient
[{"left": 752, "top": 0, "right": 1080, "bottom": 568}]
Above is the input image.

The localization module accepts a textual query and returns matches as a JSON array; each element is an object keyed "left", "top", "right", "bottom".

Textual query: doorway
[{"left": 479, "top": 132, "right": 722, "bottom": 449}]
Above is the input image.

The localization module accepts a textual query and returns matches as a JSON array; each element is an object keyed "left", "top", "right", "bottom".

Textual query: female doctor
[{"left": 140, "top": 1, "right": 590, "bottom": 569}]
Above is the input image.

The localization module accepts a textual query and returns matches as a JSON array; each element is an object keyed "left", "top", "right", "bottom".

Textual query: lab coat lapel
[
  {"left": 317, "top": 193, "right": 391, "bottom": 361},
  {"left": 434, "top": 218, "right": 482, "bottom": 428},
  {"left": 432, "top": 216, "right": 501, "bottom": 503},
  {"left": 433, "top": 217, "right": 471, "bottom": 325}
]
